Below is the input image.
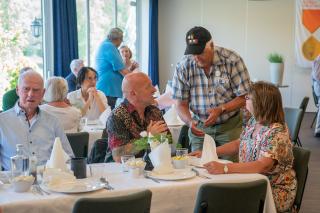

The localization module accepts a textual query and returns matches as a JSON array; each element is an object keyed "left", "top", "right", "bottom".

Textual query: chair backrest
[
  {"left": 72, "top": 189, "right": 152, "bottom": 213},
  {"left": 66, "top": 132, "right": 89, "bottom": 158},
  {"left": 284, "top": 107, "right": 304, "bottom": 142},
  {"left": 299, "top": 97, "right": 309, "bottom": 114},
  {"left": 292, "top": 146, "right": 311, "bottom": 211},
  {"left": 193, "top": 179, "right": 267, "bottom": 213},
  {"left": 87, "top": 138, "right": 108, "bottom": 164}
]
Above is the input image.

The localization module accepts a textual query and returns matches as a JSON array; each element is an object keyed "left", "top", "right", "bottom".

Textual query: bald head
[
  {"left": 122, "top": 72, "right": 156, "bottom": 107},
  {"left": 122, "top": 72, "right": 149, "bottom": 97}
]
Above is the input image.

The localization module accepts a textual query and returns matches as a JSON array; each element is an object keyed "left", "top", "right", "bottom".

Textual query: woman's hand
[
  {"left": 147, "top": 120, "right": 168, "bottom": 135},
  {"left": 203, "top": 161, "right": 225, "bottom": 174},
  {"left": 188, "top": 150, "right": 202, "bottom": 158}
]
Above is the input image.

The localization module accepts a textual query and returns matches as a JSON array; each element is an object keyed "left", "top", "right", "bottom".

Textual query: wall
[{"left": 158, "top": 0, "right": 316, "bottom": 111}]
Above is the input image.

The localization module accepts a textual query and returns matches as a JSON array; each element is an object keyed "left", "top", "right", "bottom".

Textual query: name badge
[{"left": 215, "top": 70, "right": 221, "bottom": 77}]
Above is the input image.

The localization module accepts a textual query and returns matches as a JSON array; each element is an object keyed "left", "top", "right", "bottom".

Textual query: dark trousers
[{"left": 106, "top": 96, "right": 118, "bottom": 110}]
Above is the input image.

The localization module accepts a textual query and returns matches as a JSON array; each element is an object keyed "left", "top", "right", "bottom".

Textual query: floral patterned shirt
[
  {"left": 107, "top": 99, "right": 170, "bottom": 150},
  {"left": 239, "top": 117, "right": 297, "bottom": 212}
]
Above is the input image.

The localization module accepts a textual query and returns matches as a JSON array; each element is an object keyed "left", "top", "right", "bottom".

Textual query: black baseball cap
[{"left": 184, "top": 26, "right": 212, "bottom": 55}]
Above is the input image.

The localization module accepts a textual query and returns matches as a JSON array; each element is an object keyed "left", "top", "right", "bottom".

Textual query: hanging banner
[{"left": 295, "top": 0, "right": 320, "bottom": 68}]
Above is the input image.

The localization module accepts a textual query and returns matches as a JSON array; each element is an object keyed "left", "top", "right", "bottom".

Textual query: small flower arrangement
[
  {"left": 133, "top": 132, "right": 173, "bottom": 152},
  {"left": 267, "top": 53, "right": 284, "bottom": 63}
]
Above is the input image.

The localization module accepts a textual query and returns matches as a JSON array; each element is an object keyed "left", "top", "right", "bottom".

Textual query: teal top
[{"left": 95, "top": 40, "right": 125, "bottom": 98}]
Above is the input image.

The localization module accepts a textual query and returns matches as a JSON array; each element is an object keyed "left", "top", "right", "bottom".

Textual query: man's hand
[
  {"left": 188, "top": 150, "right": 202, "bottom": 158},
  {"left": 189, "top": 120, "right": 205, "bottom": 137},
  {"left": 203, "top": 161, "right": 224, "bottom": 174},
  {"left": 147, "top": 120, "right": 168, "bottom": 135},
  {"left": 204, "top": 107, "right": 222, "bottom": 127}
]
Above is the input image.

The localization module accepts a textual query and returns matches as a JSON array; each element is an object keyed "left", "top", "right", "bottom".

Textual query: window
[
  {"left": 77, "top": 0, "right": 137, "bottom": 67},
  {"left": 0, "top": 0, "right": 43, "bottom": 109}
]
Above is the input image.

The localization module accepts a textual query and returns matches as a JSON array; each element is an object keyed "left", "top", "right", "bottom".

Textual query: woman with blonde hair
[
  {"left": 191, "top": 81, "right": 297, "bottom": 212},
  {"left": 40, "top": 77, "right": 81, "bottom": 133},
  {"left": 119, "top": 45, "right": 139, "bottom": 72}
]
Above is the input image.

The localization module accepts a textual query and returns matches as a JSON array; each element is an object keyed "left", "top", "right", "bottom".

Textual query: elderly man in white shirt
[{"left": 0, "top": 71, "right": 74, "bottom": 170}]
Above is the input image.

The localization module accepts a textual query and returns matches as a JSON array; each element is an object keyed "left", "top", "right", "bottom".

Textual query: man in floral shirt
[{"left": 107, "top": 72, "right": 170, "bottom": 162}]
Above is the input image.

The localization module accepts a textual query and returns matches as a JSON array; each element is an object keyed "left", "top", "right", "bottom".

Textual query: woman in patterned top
[{"left": 191, "top": 81, "right": 297, "bottom": 212}]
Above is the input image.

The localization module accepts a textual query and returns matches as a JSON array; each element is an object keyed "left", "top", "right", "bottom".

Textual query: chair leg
[
  {"left": 311, "top": 111, "right": 318, "bottom": 128},
  {"left": 297, "top": 137, "right": 302, "bottom": 147}
]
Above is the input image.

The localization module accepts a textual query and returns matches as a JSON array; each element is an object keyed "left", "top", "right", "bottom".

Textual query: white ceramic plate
[
  {"left": 42, "top": 178, "right": 105, "bottom": 193},
  {"left": 188, "top": 156, "right": 232, "bottom": 167},
  {"left": 147, "top": 169, "right": 196, "bottom": 181}
]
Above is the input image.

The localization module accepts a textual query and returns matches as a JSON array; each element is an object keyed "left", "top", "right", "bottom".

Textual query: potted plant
[
  {"left": 267, "top": 53, "right": 284, "bottom": 86},
  {"left": 134, "top": 134, "right": 173, "bottom": 171}
]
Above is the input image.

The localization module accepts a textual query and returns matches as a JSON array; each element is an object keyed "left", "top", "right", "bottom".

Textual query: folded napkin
[
  {"left": 43, "top": 168, "right": 76, "bottom": 188},
  {"left": 163, "top": 105, "right": 184, "bottom": 126},
  {"left": 149, "top": 141, "right": 174, "bottom": 174},
  {"left": 46, "top": 137, "right": 70, "bottom": 171},
  {"left": 200, "top": 134, "right": 218, "bottom": 166}
]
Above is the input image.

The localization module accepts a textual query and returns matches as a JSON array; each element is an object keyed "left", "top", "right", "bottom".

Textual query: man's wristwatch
[{"left": 223, "top": 164, "right": 228, "bottom": 174}]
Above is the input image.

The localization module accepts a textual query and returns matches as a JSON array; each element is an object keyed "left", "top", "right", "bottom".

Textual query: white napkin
[
  {"left": 200, "top": 134, "right": 218, "bottom": 166},
  {"left": 46, "top": 137, "right": 70, "bottom": 171},
  {"left": 99, "top": 107, "right": 112, "bottom": 125},
  {"left": 149, "top": 141, "right": 174, "bottom": 174},
  {"left": 163, "top": 105, "right": 184, "bottom": 126}
]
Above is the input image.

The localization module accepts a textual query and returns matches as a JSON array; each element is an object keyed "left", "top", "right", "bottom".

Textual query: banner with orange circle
[{"left": 295, "top": 0, "right": 320, "bottom": 68}]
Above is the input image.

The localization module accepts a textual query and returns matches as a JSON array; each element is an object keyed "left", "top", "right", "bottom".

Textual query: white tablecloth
[{"left": 0, "top": 163, "right": 276, "bottom": 213}]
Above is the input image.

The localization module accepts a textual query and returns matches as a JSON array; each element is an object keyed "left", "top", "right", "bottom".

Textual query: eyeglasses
[
  {"left": 245, "top": 95, "right": 251, "bottom": 100},
  {"left": 85, "top": 77, "right": 97, "bottom": 81}
]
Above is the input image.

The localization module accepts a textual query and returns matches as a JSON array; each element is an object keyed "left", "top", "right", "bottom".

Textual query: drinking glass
[
  {"left": 120, "top": 155, "right": 135, "bottom": 172},
  {"left": 176, "top": 148, "right": 188, "bottom": 157},
  {"left": 89, "top": 164, "right": 106, "bottom": 178}
]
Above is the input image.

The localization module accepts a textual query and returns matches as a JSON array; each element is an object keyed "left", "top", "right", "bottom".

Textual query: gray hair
[
  {"left": 44, "top": 77, "right": 68, "bottom": 102},
  {"left": 18, "top": 70, "right": 43, "bottom": 87},
  {"left": 70, "top": 59, "right": 84, "bottom": 74},
  {"left": 107, "top": 28, "right": 123, "bottom": 41}
]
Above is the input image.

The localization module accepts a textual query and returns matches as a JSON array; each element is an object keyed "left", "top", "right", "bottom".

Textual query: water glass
[
  {"left": 79, "top": 117, "right": 87, "bottom": 131},
  {"left": 89, "top": 164, "right": 106, "bottom": 178},
  {"left": 176, "top": 148, "right": 188, "bottom": 157},
  {"left": 120, "top": 155, "right": 135, "bottom": 172}
]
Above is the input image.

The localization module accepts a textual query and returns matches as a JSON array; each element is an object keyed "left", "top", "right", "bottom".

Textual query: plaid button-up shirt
[{"left": 172, "top": 46, "right": 251, "bottom": 124}]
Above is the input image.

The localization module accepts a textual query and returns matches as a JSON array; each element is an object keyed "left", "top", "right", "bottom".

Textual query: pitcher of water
[{"left": 10, "top": 144, "right": 29, "bottom": 178}]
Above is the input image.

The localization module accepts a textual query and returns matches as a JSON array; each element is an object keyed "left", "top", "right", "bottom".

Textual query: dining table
[{"left": 0, "top": 163, "right": 276, "bottom": 213}]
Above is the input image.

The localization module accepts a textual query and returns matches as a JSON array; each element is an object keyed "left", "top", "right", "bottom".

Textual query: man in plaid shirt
[{"left": 172, "top": 26, "right": 251, "bottom": 155}]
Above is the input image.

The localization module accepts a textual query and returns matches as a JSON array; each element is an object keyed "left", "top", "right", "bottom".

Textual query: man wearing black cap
[{"left": 172, "top": 26, "right": 251, "bottom": 156}]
